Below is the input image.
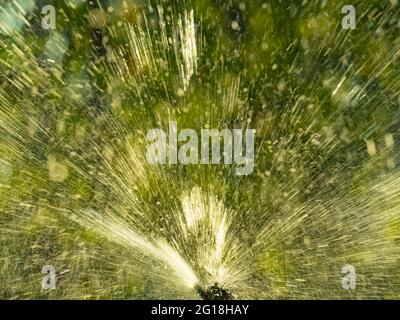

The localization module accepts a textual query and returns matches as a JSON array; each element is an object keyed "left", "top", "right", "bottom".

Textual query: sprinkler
[{"left": 195, "top": 283, "right": 233, "bottom": 300}]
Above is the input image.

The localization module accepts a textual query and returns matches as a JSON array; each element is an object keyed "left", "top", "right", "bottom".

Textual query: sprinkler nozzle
[{"left": 195, "top": 283, "right": 233, "bottom": 300}]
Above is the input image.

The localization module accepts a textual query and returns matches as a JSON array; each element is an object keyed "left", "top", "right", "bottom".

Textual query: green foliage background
[{"left": 0, "top": 0, "right": 400, "bottom": 299}]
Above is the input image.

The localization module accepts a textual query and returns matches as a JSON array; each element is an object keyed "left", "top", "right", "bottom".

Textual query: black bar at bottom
[{"left": 0, "top": 300, "right": 397, "bottom": 319}]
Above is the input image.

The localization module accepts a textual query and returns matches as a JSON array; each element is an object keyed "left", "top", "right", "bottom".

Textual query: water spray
[{"left": 1, "top": 0, "right": 400, "bottom": 300}]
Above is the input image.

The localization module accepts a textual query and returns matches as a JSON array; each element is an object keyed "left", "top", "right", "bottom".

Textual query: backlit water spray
[{"left": 1, "top": 1, "right": 400, "bottom": 299}]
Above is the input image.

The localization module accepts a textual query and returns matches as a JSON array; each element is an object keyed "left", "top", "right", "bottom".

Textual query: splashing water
[{"left": 1, "top": 1, "right": 400, "bottom": 299}]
